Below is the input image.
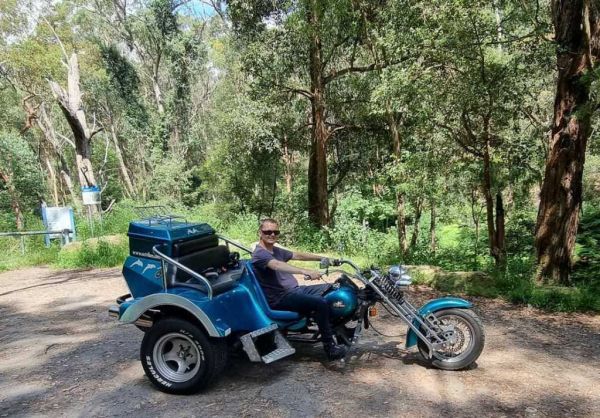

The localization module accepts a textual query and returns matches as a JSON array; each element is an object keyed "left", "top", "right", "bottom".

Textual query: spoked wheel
[
  {"left": 417, "top": 308, "right": 485, "bottom": 370},
  {"left": 140, "top": 318, "right": 227, "bottom": 394}
]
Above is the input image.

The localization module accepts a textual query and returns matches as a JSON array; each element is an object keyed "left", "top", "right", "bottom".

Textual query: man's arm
[
  {"left": 291, "top": 251, "right": 325, "bottom": 261},
  {"left": 266, "top": 259, "right": 321, "bottom": 280}
]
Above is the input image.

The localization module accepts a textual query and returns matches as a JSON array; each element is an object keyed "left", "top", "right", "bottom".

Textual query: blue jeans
[{"left": 273, "top": 284, "right": 334, "bottom": 344}]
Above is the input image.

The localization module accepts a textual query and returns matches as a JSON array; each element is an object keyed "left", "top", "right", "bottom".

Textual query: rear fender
[
  {"left": 119, "top": 293, "right": 228, "bottom": 337},
  {"left": 405, "top": 297, "right": 472, "bottom": 348}
]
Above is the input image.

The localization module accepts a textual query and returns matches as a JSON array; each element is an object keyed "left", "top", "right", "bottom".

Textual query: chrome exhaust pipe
[
  {"left": 108, "top": 305, "right": 153, "bottom": 328},
  {"left": 134, "top": 316, "right": 153, "bottom": 328},
  {"left": 108, "top": 305, "right": 119, "bottom": 318}
]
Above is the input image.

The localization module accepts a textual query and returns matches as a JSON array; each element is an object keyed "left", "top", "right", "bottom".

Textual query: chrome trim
[
  {"left": 217, "top": 235, "right": 253, "bottom": 254},
  {"left": 134, "top": 316, "right": 153, "bottom": 328},
  {"left": 339, "top": 259, "right": 441, "bottom": 354},
  {"left": 108, "top": 305, "right": 119, "bottom": 318},
  {"left": 152, "top": 245, "right": 213, "bottom": 299},
  {"left": 120, "top": 293, "right": 221, "bottom": 337}
]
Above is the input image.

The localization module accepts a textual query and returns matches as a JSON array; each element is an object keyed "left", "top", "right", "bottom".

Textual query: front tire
[
  {"left": 140, "top": 317, "right": 227, "bottom": 394},
  {"left": 417, "top": 308, "right": 485, "bottom": 370}
]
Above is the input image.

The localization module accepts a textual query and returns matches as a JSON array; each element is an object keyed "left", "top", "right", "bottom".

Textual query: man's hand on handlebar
[{"left": 303, "top": 270, "right": 322, "bottom": 281}]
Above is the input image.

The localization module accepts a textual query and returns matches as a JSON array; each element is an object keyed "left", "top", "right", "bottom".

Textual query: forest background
[{"left": 1, "top": 0, "right": 599, "bottom": 312}]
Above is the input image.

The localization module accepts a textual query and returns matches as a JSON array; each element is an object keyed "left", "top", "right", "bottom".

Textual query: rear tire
[
  {"left": 417, "top": 308, "right": 485, "bottom": 370},
  {"left": 140, "top": 317, "right": 227, "bottom": 394}
]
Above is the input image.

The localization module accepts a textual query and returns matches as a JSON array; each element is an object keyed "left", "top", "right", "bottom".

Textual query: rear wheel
[
  {"left": 417, "top": 308, "right": 485, "bottom": 370},
  {"left": 140, "top": 317, "right": 227, "bottom": 394}
]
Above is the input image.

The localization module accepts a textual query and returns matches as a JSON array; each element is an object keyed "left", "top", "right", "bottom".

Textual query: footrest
[
  {"left": 240, "top": 325, "right": 296, "bottom": 363},
  {"left": 262, "top": 347, "right": 296, "bottom": 364}
]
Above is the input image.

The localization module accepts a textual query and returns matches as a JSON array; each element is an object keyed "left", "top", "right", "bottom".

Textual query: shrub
[{"left": 55, "top": 235, "right": 129, "bottom": 269}]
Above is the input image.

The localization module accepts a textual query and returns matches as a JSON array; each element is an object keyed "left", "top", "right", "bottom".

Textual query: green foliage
[
  {"left": 0, "top": 0, "right": 598, "bottom": 314},
  {"left": 0, "top": 131, "right": 46, "bottom": 227},
  {"left": 55, "top": 236, "right": 129, "bottom": 269}
]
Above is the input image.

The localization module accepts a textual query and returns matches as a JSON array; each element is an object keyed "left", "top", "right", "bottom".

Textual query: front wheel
[
  {"left": 140, "top": 317, "right": 227, "bottom": 394},
  {"left": 417, "top": 308, "right": 485, "bottom": 370}
]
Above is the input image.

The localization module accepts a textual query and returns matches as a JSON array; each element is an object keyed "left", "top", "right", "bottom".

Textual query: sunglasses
[{"left": 261, "top": 230, "right": 281, "bottom": 236}]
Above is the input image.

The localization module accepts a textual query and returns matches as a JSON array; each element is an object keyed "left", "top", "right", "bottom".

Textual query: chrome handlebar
[{"left": 152, "top": 245, "right": 214, "bottom": 300}]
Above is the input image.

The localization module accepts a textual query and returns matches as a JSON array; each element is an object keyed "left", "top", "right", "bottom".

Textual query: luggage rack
[{"left": 134, "top": 206, "right": 188, "bottom": 227}]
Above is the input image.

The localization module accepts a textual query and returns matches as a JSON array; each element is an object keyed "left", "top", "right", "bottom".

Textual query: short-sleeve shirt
[{"left": 252, "top": 245, "right": 298, "bottom": 306}]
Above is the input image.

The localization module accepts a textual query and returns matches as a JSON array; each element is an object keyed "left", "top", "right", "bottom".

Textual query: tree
[
  {"left": 0, "top": 131, "right": 45, "bottom": 229},
  {"left": 535, "top": 0, "right": 600, "bottom": 284},
  {"left": 230, "top": 0, "right": 398, "bottom": 226},
  {"left": 49, "top": 52, "right": 102, "bottom": 200}
]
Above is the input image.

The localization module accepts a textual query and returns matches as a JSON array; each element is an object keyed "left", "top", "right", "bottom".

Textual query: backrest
[
  {"left": 172, "top": 234, "right": 219, "bottom": 257},
  {"left": 170, "top": 245, "right": 230, "bottom": 284}
]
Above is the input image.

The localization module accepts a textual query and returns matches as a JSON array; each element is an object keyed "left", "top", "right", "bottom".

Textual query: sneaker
[{"left": 324, "top": 342, "right": 347, "bottom": 361}]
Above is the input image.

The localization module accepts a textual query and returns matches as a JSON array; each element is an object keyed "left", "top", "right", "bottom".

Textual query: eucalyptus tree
[
  {"left": 229, "top": 0, "right": 405, "bottom": 227},
  {"left": 422, "top": 0, "right": 551, "bottom": 265},
  {"left": 535, "top": 0, "right": 600, "bottom": 284}
]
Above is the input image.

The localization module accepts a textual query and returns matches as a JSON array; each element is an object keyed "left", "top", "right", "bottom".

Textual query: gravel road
[{"left": 0, "top": 267, "right": 599, "bottom": 417}]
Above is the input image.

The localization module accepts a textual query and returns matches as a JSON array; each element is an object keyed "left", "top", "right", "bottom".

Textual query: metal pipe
[
  {"left": 217, "top": 235, "right": 253, "bottom": 254},
  {"left": 152, "top": 245, "right": 213, "bottom": 300},
  {"left": 0, "top": 229, "right": 72, "bottom": 237}
]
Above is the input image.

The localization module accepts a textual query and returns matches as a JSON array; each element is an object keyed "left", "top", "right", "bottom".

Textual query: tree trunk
[
  {"left": 535, "top": 0, "right": 600, "bottom": 284},
  {"left": 396, "top": 192, "right": 408, "bottom": 256},
  {"left": 152, "top": 60, "right": 165, "bottom": 115},
  {"left": 109, "top": 123, "right": 136, "bottom": 198},
  {"left": 282, "top": 134, "right": 293, "bottom": 194},
  {"left": 410, "top": 197, "right": 424, "bottom": 249},
  {"left": 482, "top": 139, "right": 499, "bottom": 262},
  {"left": 387, "top": 108, "right": 408, "bottom": 256},
  {"left": 495, "top": 192, "right": 506, "bottom": 264},
  {"left": 49, "top": 53, "right": 100, "bottom": 212},
  {"left": 430, "top": 199, "right": 436, "bottom": 255},
  {"left": 59, "top": 154, "right": 77, "bottom": 206},
  {"left": 44, "top": 155, "right": 59, "bottom": 206},
  {"left": 307, "top": 0, "right": 329, "bottom": 227}
]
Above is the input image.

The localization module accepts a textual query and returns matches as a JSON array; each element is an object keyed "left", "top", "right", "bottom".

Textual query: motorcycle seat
[{"left": 245, "top": 263, "right": 301, "bottom": 321}]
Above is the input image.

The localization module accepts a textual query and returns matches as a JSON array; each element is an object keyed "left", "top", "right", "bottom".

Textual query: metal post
[{"left": 20, "top": 236, "right": 25, "bottom": 255}]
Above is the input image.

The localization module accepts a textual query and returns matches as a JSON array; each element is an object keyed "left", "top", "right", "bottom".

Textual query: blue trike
[{"left": 109, "top": 215, "right": 485, "bottom": 394}]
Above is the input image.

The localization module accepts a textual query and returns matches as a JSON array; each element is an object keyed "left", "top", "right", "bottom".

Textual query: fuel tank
[{"left": 324, "top": 282, "right": 358, "bottom": 319}]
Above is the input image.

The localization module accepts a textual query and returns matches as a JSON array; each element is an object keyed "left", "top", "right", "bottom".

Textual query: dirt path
[{"left": 0, "top": 267, "right": 599, "bottom": 418}]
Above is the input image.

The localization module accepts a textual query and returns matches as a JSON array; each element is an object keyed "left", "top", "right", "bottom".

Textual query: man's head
[{"left": 258, "top": 218, "right": 280, "bottom": 246}]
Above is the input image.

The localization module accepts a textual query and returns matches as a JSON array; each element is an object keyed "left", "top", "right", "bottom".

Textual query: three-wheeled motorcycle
[{"left": 109, "top": 214, "right": 485, "bottom": 394}]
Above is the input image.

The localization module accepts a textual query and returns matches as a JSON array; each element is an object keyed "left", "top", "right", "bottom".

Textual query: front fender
[
  {"left": 405, "top": 297, "right": 472, "bottom": 348},
  {"left": 119, "top": 293, "right": 227, "bottom": 337}
]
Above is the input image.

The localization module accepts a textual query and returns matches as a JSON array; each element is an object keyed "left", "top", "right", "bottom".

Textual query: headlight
[{"left": 388, "top": 265, "right": 412, "bottom": 288}]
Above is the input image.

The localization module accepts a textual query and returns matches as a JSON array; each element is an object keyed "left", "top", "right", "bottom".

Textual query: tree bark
[
  {"left": 482, "top": 138, "right": 504, "bottom": 263},
  {"left": 43, "top": 153, "right": 59, "bottom": 206},
  {"left": 58, "top": 154, "right": 77, "bottom": 206},
  {"left": 282, "top": 134, "right": 293, "bottom": 194},
  {"left": 410, "top": 197, "right": 424, "bottom": 249},
  {"left": 495, "top": 192, "right": 506, "bottom": 264},
  {"left": 307, "top": 0, "right": 330, "bottom": 227},
  {"left": 49, "top": 53, "right": 100, "bottom": 212},
  {"left": 36, "top": 104, "right": 77, "bottom": 206},
  {"left": 387, "top": 108, "right": 408, "bottom": 256},
  {"left": 430, "top": 199, "right": 436, "bottom": 255},
  {"left": 109, "top": 123, "right": 136, "bottom": 198},
  {"left": 535, "top": 0, "right": 600, "bottom": 284}
]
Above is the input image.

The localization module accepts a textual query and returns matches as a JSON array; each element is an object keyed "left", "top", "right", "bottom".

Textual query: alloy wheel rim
[{"left": 153, "top": 332, "right": 201, "bottom": 383}]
